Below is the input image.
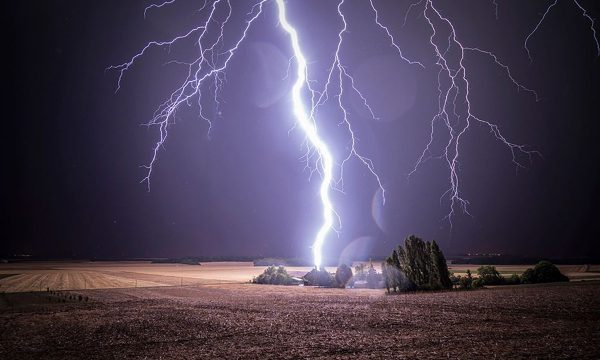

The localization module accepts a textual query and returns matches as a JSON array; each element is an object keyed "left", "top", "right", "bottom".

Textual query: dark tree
[
  {"left": 459, "top": 269, "right": 474, "bottom": 290},
  {"left": 521, "top": 261, "right": 569, "bottom": 284},
  {"left": 399, "top": 235, "right": 431, "bottom": 287},
  {"left": 253, "top": 266, "right": 297, "bottom": 285},
  {"left": 477, "top": 265, "right": 504, "bottom": 285},
  {"left": 383, "top": 260, "right": 416, "bottom": 293},
  {"left": 382, "top": 261, "right": 391, "bottom": 292},
  {"left": 521, "top": 268, "right": 536, "bottom": 284},
  {"left": 383, "top": 249, "right": 401, "bottom": 292},
  {"left": 335, "top": 264, "right": 353, "bottom": 288},
  {"left": 383, "top": 235, "right": 450, "bottom": 292},
  {"left": 303, "top": 268, "right": 335, "bottom": 287},
  {"left": 430, "top": 240, "right": 452, "bottom": 289},
  {"left": 504, "top": 273, "right": 522, "bottom": 285}
]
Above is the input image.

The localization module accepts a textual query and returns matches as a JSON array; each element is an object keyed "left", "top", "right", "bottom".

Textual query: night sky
[{"left": 5, "top": 0, "right": 600, "bottom": 261}]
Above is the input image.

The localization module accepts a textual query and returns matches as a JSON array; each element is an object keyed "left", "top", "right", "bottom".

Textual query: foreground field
[
  {"left": 1, "top": 261, "right": 599, "bottom": 293},
  {"left": 1, "top": 280, "right": 599, "bottom": 359}
]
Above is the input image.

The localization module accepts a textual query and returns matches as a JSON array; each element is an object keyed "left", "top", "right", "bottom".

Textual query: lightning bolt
[
  {"left": 110, "top": 0, "right": 599, "bottom": 267},
  {"left": 279, "top": 0, "right": 390, "bottom": 267},
  {"left": 275, "top": 0, "right": 335, "bottom": 269},
  {"left": 144, "top": 0, "right": 176, "bottom": 19},
  {"left": 109, "top": 0, "right": 384, "bottom": 268},
  {"left": 403, "top": 0, "right": 598, "bottom": 222},
  {"left": 525, "top": 0, "right": 599, "bottom": 62},
  {"left": 109, "top": 0, "right": 267, "bottom": 187},
  {"left": 403, "top": 0, "right": 543, "bottom": 222}
]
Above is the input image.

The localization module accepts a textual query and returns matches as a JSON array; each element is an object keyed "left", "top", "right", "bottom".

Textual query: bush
[
  {"left": 449, "top": 272, "right": 460, "bottom": 286},
  {"left": 458, "top": 269, "right": 482, "bottom": 290},
  {"left": 253, "top": 266, "right": 298, "bottom": 285},
  {"left": 521, "top": 268, "right": 535, "bottom": 284},
  {"left": 521, "top": 261, "right": 569, "bottom": 284},
  {"left": 472, "top": 277, "right": 484, "bottom": 289},
  {"left": 335, "top": 264, "right": 353, "bottom": 288},
  {"left": 477, "top": 265, "right": 504, "bottom": 285},
  {"left": 534, "top": 261, "right": 569, "bottom": 283},
  {"left": 458, "top": 276, "right": 470, "bottom": 290},
  {"left": 504, "top": 273, "right": 521, "bottom": 285},
  {"left": 303, "top": 268, "right": 335, "bottom": 287}
]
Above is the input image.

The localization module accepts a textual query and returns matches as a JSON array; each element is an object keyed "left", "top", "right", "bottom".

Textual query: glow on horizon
[{"left": 275, "top": 0, "right": 333, "bottom": 269}]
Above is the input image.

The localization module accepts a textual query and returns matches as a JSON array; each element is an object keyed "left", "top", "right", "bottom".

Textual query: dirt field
[
  {"left": 1, "top": 279, "right": 599, "bottom": 359},
  {"left": 2, "top": 261, "right": 599, "bottom": 293}
]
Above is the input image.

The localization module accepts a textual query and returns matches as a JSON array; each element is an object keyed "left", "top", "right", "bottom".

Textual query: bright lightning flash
[{"left": 275, "top": 0, "right": 334, "bottom": 269}]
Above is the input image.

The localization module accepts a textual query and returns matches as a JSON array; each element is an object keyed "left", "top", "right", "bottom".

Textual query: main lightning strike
[
  {"left": 275, "top": 0, "right": 334, "bottom": 269},
  {"left": 110, "top": 0, "right": 386, "bottom": 268}
]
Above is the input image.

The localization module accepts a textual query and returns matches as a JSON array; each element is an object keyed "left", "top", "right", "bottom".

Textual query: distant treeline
[
  {"left": 252, "top": 258, "right": 310, "bottom": 266},
  {"left": 151, "top": 257, "right": 203, "bottom": 265},
  {"left": 449, "top": 255, "right": 600, "bottom": 265},
  {"left": 91, "top": 255, "right": 258, "bottom": 263}
]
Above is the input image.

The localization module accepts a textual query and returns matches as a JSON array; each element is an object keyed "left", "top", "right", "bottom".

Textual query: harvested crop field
[
  {"left": 0, "top": 262, "right": 337, "bottom": 292},
  {"left": 1, "top": 279, "right": 599, "bottom": 359}
]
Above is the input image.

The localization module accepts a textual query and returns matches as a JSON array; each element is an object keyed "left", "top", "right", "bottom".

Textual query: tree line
[{"left": 252, "top": 234, "right": 569, "bottom": 290}]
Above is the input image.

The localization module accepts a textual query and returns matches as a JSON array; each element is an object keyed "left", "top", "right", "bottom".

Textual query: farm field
[
  {"left": 1, "top": 277, "right": 599, "bottom": 359},
  {"left": 0, "top": 262, "right": 337, "bottom": 293},
  {"left": 448, "top": 264, "right": 600, "bottom": 280},
  {"left": 1, "top": 261, "right": 599, "bottom": 293}
]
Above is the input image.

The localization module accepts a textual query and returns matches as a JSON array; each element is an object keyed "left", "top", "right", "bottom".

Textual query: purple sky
[{"left": 6, "top": 0, "right": 600, "bottom": 261}]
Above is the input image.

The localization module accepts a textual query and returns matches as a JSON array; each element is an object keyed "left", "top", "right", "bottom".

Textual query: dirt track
[{"left": 1, "top": 280, "right": 599, "bottom": 359}]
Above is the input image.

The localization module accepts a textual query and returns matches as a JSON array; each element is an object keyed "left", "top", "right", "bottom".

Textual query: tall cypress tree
[
  {"left": 384, "top": 235, "right": 452, "bottom": 291},
  {"left": 430, "top": 240, "right": 452, "bottom": 289},
  {"left": 401, "top": 235, "right": 431, "bottom": 286},
  {"left": 427, "top": 241, "right": 440, "bottom": 289}
]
